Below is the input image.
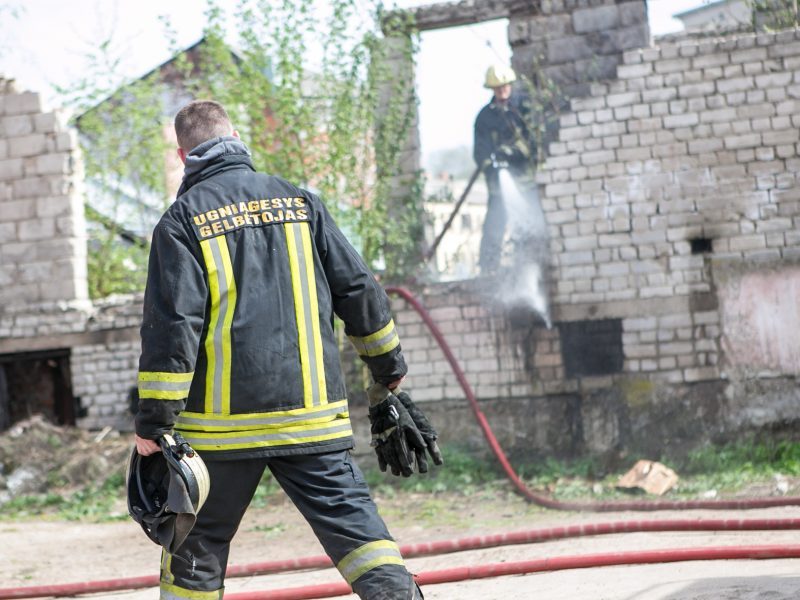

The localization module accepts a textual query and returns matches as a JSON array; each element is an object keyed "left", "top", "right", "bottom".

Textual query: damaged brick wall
[
  {"left": 4, "top": 10, "right": 800, "bottom": 463},
  {"left": 390, "top": 27, "right": 800, "bottom": 461},
  {"left": 0, "top": 78, "right": 88, "bottom": 307},
  {"left": 0, "top": 77, "right": 140, "bottom": 431}
]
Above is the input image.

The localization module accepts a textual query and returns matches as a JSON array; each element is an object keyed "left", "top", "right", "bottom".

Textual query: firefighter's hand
[
  {"left": 497, "top": 144, "right": 514, "bottom": 159},
  {"left": 394, "top": 388, "right": 443, "bottom": 473},
  {"left": 135, "top": 434, "right": 160, "bottom": 456},
  {"left": 367, "top": 383, "right": 426, "bottom": 477}
]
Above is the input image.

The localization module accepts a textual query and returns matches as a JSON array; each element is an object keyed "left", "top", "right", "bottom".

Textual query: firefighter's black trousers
[{"left": 158, "top": 450, "right": 419, "bottom": 600}]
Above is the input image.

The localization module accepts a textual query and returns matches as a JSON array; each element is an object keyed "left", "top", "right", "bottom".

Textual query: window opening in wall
[
  {"left": 0, "top": 349, "right": 76, "bottom": 432},
  {"left": 690, "top": 237, "right": 713, "bottom": 254},
  {"left": 558, "top": 319, "right": 624, "bottom": 378},
  {"left": 418, "top": 18, "right": 510, "bottom": 282}
]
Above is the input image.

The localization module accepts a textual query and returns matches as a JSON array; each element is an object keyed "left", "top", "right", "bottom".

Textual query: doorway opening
[{"left": 0, "top": 349, "right": 77, "bottom": 432}]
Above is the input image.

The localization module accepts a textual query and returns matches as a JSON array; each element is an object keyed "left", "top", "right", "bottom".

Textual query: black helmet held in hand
[{"left": 126, "top": 433, "right": 210, "bottom": 554}]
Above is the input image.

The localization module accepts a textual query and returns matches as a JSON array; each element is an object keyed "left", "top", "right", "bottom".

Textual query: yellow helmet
[{"left": 484, "top": 64, "right": 517, "bottom": 89}]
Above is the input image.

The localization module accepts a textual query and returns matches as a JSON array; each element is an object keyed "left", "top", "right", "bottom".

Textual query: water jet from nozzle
[{"left": 493, "top": 166, "right": 552, "bottom": 329}]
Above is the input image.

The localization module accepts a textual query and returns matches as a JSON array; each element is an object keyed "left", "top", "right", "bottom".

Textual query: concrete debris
[
  {"left": 0, "top": 414, "right": 130, "bottom": 505},
  {"left": 6, "top": 466, "right": 44, "bottom": 496},
  {"left": 616, "top": 459, "right": 679, "bottom": 496}
]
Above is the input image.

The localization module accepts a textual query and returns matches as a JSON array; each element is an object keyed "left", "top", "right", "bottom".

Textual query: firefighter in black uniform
[
  {"left": 133, "top": 100, "right": 440, "bottom": 600},
  {"left": 473, "top": 64, "right": 537, "bottom": 274}
]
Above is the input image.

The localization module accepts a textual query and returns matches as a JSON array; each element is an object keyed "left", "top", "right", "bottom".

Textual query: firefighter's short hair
[{"left": 175, "top": 100, "right": 233, "bottom": 152}]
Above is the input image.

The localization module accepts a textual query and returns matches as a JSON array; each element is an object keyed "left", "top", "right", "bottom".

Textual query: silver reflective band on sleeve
[
  {"left": 138, "top": 372, "right": 194, "bottom": 401},
  {"left": 348, "top": 319, "right": 400, "bottom": 358},
  {"left": 336, "top": 540, "right": 405, "bottom": 585},
  {"left": 139, "top": 380, "right": 192, "bottom": 392}
]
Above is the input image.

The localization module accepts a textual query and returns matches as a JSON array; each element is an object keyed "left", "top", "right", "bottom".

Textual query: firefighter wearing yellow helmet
[{"left": 473, "top": 64, "right": 537, "bottom": 274}]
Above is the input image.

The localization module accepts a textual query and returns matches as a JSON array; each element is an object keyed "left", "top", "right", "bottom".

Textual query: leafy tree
[
  {"left": 751, "top": 0, "right": 800, "bottom": 29},
  {"left": 59, "top": 0, "right": 423, "bottom": 298},
  {"left": 56, "top": 37, "right": 169, "bottom": 298}
]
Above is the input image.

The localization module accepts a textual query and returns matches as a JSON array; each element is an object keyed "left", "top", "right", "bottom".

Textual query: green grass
[
  {"left": 1, "top": 471, "right": 128, "bottom": 522},
  {"left": 679, "top": 438, "right": 800, "bottom": 476},
  {"left": 249, "top": 522, "right": 287, "bottom": 537},
  {"left": 4, "top": 438, "right": 800, "bottom": 522},
  {"left": 362, "top": 445, "right": 505, "bottom": 497},
  {"left": 363, "top": 438, "right": 800, "bottom": 502}
]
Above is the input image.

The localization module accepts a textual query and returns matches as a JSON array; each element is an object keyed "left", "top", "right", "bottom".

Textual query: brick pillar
[{"left": 0, "top": 78, "right": 89, "bottom": 308}]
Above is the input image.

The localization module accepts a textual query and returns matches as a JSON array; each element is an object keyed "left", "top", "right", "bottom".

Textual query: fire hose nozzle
[{"left": 490, "top": 152, "right": 509, "bottom": 170}]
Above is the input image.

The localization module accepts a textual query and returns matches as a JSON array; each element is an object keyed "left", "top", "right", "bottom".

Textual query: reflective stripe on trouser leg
[
  {"left": 161, "top": 457, "right": 268, "bottom": 595},
  {"left": 267, "top": 450, "right": 416, "bottom": 600},
  {"left": 160, "top": 582, "right": 223, "bottom": 600}
]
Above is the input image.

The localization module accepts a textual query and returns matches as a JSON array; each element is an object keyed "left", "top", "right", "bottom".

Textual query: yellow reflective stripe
[
  {"left": 285, "top": 223, "right": 312, "bottom": 407},
  {"left": 348, "top": 319, "right": 400, "bottom": 357},
  {"left": 363, "top": 319, "right": 396, "bottom": 344},
  {"left": 138, "top": 371, "right": 194, "bottom": 401},
  {"left": 176, "top": 401, "right": 348, "bottom": 432},
  {"left": 300, "top": 222, "right": 327, "bottom": 405},
  {"left": 139, "top": 372, "right": 194, "bottom": 383},
  {"left": 218, "top": 236, "right": 236, "bottom": 416},
  {"left": 285, "top": 223, "right": 326, "bottom": 407},
  {"left": 160, "top": 550, "right": 174, "bottom": 585},
  {"left": 139, "top": 389, "right": 189, "bottom": 401},
  {"left": 178, "top": 417, "right": 352, "bottom": 451},
  {"left": 370, "top": 335, "right": 400, "bottom": 356},
  {"left": 337, "top": 540, "right": 404, "bottom": 584},
  {"left": 159, "top": 581, "right": 222, "bottom": 600},
  {"left": 200, "top": 237, "right": 236, "bottom": 416},
  {"left": 345, "top": 556, "right": 405, "bottom": 584},
  {"left": 200, "top": 239, "right": 219, "bottom": 414}
]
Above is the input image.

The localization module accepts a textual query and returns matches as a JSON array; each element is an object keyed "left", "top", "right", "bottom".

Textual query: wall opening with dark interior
[
  {"left": 0, "top": 349, "right": 76, "bottom": 432},
  {"left": 558, "top": 319, "right": 624, "bottom": 378},
  {"left": 690, "top": 237, "right": 713, "bottom": 254}
]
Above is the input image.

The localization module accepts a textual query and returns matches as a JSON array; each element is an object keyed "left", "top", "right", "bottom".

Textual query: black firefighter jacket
[
  {"left": 135, "top": 137, "right": 407, "bottom": 459},
  {"left": 473, "top": 93, "right": 536, "bottom": 178}
]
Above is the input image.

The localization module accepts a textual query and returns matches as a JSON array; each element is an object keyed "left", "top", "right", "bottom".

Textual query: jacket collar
[{"left": 178, "top": 136, "right": 255, "bottom": 196}]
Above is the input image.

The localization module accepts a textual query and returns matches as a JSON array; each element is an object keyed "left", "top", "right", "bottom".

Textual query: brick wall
[
  {"left": 509, "top": 0, "right": 650, "bottom": 97},
  {"left": 387, "top": 28, "right": 800, "bottom": 459}
]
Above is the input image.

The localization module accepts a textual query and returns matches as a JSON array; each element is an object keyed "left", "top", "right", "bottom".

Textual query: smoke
[{"left": 494, "top": 168, "right": 552, "bottom": 328}]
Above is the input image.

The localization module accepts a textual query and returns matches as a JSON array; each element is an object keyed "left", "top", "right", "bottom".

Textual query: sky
[{"left": 0, "top": 0, "right": 710, "bottom": 166}]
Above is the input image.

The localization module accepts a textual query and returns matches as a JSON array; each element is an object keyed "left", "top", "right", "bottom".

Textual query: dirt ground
[{"left": 3, "top": 488, "right": 800, "bottom": 600}]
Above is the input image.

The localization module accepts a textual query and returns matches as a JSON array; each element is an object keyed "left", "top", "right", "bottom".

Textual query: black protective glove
[
  {"left": 394, "top": 388, "right": 443, "bottom": 473},
  {"left": 497, "top": 144, "right": 515, "bottom": 159},
  {"left": 367, "top": 383, "right": 426, "bottom": 477}
]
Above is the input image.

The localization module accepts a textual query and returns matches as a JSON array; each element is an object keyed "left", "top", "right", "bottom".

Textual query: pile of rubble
[{"left": 0, "top": 415, "right": 132, "bottom": 505}]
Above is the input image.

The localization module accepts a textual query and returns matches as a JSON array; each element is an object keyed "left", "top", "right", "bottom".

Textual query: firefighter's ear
[
  {"left": 177, "top": 147, "right": 187, "bottom": 165},
  {"left": 232, "top": 130, "right": 240, "bottom": 139}
]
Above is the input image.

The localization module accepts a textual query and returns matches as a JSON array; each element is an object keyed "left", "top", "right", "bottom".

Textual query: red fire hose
[
  {"left": 4, "top": 287, "right": 800, "bottom": 600},
  {"left": 3, "top": 518, "right": 800, "bottom": 598},
  {"left": 224, "top": 545, "right": 800, "bottom": 600},
  {"left": 385, "top": 285, "right": 800, "bottom": 511}
]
